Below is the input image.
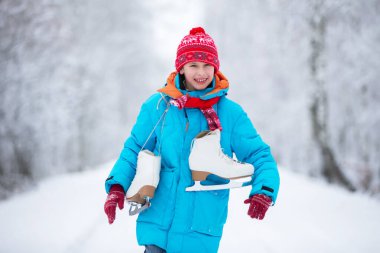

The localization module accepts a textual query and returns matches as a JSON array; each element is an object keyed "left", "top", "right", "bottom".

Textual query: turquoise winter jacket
[{"left": 105, "top": 71, "right": 280, "bottom": 253}]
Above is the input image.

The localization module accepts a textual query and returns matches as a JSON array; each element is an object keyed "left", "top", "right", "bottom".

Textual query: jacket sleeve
[
  {"left": 231, "top": 111, "right": 280, "bottom": 203},
  {"left": 105, "top": 98, "right": 157, "bottom": 193}
]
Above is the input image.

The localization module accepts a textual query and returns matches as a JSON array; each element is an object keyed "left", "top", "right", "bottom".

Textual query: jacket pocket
[
  {"left": 137, "top": 170, "right": 175, "bottom": 228},
  {"left": 190, "top": 190, "right": 229, "bottom": 236}
]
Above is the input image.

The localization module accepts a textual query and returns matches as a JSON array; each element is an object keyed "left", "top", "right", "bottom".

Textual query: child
[{"left": 104, "top": 27, "right": 280, "bottom": 253}]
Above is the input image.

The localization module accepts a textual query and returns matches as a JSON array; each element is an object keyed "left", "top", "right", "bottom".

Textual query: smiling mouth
[{"left": 194, "top": 78, "right": 208, "bottom": 84}]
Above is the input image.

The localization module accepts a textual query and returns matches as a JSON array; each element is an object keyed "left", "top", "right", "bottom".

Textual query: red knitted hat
[{"left": 175, "top": 27, "right": 219, "bottom": 72}]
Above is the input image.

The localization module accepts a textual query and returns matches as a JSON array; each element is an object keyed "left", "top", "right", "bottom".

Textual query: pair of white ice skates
[{"left": 126, "top": 129, "right": 254, "bottom": 215}]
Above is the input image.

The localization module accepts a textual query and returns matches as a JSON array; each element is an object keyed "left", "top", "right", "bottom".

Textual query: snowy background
[
  {"left": 1, "top": 0, "right": 380, "bottom": 252},
  {"left": 1, "top": 164, "right": 380, "bottom": 253}
]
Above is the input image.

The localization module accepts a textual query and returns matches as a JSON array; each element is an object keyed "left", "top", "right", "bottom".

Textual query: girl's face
[{"left": 179, "top": 62, "right": 215, "bottom": 91}]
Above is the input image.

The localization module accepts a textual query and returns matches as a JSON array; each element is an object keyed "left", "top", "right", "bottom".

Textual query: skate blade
[
  {"left": 185, "top": 178, "right": 252, "bottom": 191},
  {"left": 128, "top": 197, "right": 151, "bottom": 216}
]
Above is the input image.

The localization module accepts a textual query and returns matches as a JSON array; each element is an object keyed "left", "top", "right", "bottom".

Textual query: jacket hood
[{"left": 158, "top": 71, "right": 229, "bottom": 100}]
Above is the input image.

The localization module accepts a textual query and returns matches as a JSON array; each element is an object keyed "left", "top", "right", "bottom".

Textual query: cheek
[
  {"left": 206, "top": 68, "right": 215, "bottom": 76},
  {"left": 185, "top": 75, "right": 193, "bottom": 84}
]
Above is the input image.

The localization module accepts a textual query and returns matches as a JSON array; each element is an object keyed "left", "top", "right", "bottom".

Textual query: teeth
[{"left": 195, "top": 78, "right": 207, "bottom": 83}]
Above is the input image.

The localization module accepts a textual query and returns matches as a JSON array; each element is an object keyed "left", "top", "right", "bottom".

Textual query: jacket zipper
[{"left": 184, "top": 109, "right": 189, "bottom": 132}]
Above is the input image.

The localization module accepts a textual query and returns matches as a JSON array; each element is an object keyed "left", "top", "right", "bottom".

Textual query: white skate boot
[
  {"left": 186, "top": 130, "right": 254, "bottom": 191},
  {"left": 126, "top": 150, "right": 161, "bottom": 215}
]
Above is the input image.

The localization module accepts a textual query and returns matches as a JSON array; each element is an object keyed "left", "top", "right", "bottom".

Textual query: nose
[{"left": 197, "top": 66, "right": 207, "bottom": 76}]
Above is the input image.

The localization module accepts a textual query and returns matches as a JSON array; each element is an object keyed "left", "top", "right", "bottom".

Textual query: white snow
[{"left": 0, "top": 164, "right": 379, "bottom": 253}]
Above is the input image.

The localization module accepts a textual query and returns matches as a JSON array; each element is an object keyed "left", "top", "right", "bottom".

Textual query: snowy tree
[
  {"left": 204, "top": 0, "right": 380, "bottom": 195},
  {"left": 1, "top": 0, "right": 379, "bottom": 198},
  {"left": 0, "top": 0, "right": 154, "bottom": 198},
  {"left": 321, "top": 0, "right": 380, "bottom": 193},
  {"left": 308, "top": 0, "right": 355, "bottom": 190}
]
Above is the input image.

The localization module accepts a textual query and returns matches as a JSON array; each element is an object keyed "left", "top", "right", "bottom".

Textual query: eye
[{"left": 205, "top": 64, "right": 214, "bottom": 70}]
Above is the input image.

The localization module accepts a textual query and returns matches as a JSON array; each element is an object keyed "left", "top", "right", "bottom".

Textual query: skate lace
[{"left": 219, "top": 148, "right": 244, "bottom": 165}]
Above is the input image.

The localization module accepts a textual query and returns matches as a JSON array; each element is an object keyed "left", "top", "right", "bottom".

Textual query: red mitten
[
  {"left": 244, "top": 194, "right": 272, "bottom": 220},
  {"left": 104, "top": 184, "right": 125, "bottom": 224}
]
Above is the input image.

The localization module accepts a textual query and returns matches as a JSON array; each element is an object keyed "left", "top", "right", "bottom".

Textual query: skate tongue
[{"left": 128, "top": 197, "right": 151, "bottom": 216}]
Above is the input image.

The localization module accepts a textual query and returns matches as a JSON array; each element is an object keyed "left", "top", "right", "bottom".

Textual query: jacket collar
[{"left": 158, "top": 71, "right": 229, "bottom": 100}]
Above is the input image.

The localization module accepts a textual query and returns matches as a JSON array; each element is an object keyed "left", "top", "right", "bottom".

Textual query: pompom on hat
[{"left": 175, "top": 27, "right": 219, "bottom": 72}]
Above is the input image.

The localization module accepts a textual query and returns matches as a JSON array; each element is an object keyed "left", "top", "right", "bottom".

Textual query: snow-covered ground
[{"left": 0, "top": 164, "right": 379, "bottom": 253}]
